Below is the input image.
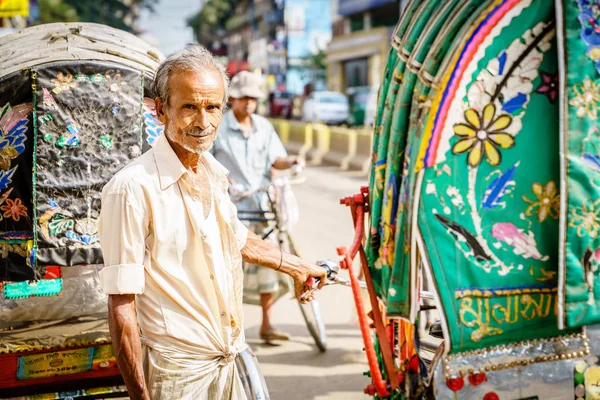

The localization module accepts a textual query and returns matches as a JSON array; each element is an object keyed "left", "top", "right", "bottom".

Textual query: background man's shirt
[{"left": 211, "top": 111, "right": 287, "bottom": 211}]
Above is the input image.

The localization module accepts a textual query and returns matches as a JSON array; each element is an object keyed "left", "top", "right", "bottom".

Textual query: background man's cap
[{"left": 229, "top": 71, "right": 264, "bottom": 99}]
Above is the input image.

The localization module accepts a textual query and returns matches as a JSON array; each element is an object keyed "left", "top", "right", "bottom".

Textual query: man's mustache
[{"left": 185, "top": 127, "right": 215, "bottom": 137}]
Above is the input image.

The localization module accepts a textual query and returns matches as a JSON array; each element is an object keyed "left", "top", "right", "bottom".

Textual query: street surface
[{"left": 243, "top": 164, "right": 371, "bottom": 400}]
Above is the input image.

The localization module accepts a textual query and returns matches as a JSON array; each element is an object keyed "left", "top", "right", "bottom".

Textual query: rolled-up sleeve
[{"left": 98, "top": 182, "right": 148, "bottom": 295}]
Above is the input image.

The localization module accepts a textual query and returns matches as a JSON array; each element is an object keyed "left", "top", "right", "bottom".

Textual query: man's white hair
[{"left": 151, "top": 43, "right": 230, "bottom": 107}]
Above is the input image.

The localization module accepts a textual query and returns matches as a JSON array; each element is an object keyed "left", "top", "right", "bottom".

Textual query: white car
[{"left": 302, "top": 91, "right": 350, "bottom": 125}]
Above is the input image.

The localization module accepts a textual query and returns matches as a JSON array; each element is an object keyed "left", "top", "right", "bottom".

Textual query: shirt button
[
  {"left": 210, "top": 274, "right": 214, "bottom": 280},
  {"left": 193, "top": 195, "right": 200, "bottom": 201},
  {"left": 221, "top": 312, "right": 226, "bottom": 318}
]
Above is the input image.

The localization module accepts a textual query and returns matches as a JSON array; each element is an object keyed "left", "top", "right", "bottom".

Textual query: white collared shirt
[{"left": 98, "top": 134, "right": 248, "bottom": 359}]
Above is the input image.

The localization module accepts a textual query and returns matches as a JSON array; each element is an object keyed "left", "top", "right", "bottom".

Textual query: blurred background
[{"left": 0, "top": 0, "right": 409, "bottom": 128}]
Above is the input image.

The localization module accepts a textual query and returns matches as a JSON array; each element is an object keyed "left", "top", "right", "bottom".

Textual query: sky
[{"left": 138, "top": 0, "right": 204, "bottom": 57}]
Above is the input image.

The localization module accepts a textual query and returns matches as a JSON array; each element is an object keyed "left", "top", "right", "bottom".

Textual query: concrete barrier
[
  {"left": 307, "top": 123, "right": 331, "bottom": 165},
  {"left": 286, "top": 120, "right": 312, "bottom": 158},
  {"left": 324, "top": 126, "right": 357, "bottom": 170},
  {"left": 269, "top": 118, "right": 372, "bottom": 175},
  {"left": 349, "top": 127, "right": 373, "bottom": 174}
]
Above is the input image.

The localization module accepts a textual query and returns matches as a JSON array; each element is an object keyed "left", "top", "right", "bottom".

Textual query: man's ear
[{"left": 155, "top": 97, "right": 168, "bottom": 124}]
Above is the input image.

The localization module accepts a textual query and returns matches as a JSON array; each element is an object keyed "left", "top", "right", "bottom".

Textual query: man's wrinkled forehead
[{"left": 168, "top": 68, "right": 225, "bottom": 104}]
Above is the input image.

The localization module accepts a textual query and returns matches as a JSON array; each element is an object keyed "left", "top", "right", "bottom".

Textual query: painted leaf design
[
  {"left": 466, "top": 22, "right": 555, "bottom": 134},
  {"left": 583, "top": 153, "right": 600, "bottom": 170},
  {"left": 48, "top": 214, "right": 74, "bottom": 236},
  {"left": 0, "top": 166, "right": 17, "bottom": 191},
  {"left": 481, "top": 162, "right": 519, "bottom": 209},
  {"left": 502, "top": 93, "right": 527, "bottom": 114},
  {"left": 143, "top": 98, "right": 164, "bottom": 145}
]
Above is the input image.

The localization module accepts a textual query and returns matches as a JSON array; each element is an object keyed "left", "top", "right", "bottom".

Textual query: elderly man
[
  {"left": 98, "top": 44, "right": 326, "bottom": 400},
  {"left": 211, "top": 71, "right": 304, "bottom": 342}
]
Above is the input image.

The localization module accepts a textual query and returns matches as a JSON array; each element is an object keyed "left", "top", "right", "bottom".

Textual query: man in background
[{"left": 211, "top": 71, "right": 304, "bottom": 342}]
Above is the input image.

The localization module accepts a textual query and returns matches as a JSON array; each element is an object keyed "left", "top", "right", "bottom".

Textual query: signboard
[
  {"left": 285, "top": 6, "right": 305, "bottom": 35},
  {"left": 16, "top": 345, "right": 117, "bottom": 380},
  {"left": 338, "top": 0, "right": 395, "bottom": 16},
  {"left": 0, "top": 0, "right": 29, "bottom": 17},
  {"left": 248, "top": 38, "right": 268, "bottom": 71},
  {"left": 17, "top": 348, "right": 93, "bottom": 380}
]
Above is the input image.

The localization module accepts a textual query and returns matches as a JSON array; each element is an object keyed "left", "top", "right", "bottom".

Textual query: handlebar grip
[{"left": 306, "top": 276, "right": 317, "bottom": 287}]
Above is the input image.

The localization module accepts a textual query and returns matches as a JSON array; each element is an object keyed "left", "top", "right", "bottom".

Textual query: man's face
[
  {"left": 231, "top": 96, "right": 258, "bottom": 119},
  {"left": 156, "top": 69, "right": 225, "bottom": 154}
]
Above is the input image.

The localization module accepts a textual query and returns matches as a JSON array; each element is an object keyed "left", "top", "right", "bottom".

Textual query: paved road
[{"left": 242, "top": 165, "right": 371, "bottom": 400}]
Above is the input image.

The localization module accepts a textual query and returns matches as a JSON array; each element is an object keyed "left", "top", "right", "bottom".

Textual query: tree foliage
[
  {"left": 38, "top": 0, "right": 159, "bottom": 32},
  {"left": 186, "top": 0, "right": 237, "bottom": 42},
  {"left": 39, "top": 0, "right": 78, "bottom": 24}
]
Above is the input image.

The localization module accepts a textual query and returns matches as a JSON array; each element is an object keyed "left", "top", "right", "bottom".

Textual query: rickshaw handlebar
[{"left": 310, "top": 259, "right": 435, "bottom": 302}]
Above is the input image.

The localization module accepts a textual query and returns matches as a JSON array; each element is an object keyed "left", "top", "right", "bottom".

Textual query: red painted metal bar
[
  {"left": 338, "top": 187, "right": 399, "bottom": 395},
  {"left": 355, "top": 217, "right": 400, "bottom": 391},
  {"left": 347, "top": 187, "right": 399, "bottom": 390},
  {"left": 337, "top": 247, "right": 388, "bottom": 397}
]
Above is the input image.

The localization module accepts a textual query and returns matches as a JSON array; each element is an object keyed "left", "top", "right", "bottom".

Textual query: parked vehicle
[
  {"left": 268, "top": 91, "right": 293, "bottom": 119},
  {"left": 301, "top": 91, "right": 349, "bottom": 125},
  {"left": 346, "top": 85, "right": 378, "bottom": 127}
]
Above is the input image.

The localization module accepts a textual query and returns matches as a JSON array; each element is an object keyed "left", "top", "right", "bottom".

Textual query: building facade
[
  {"left": 325, "top": 0, "right": 400, "bottom": 93},
  {"left": 223, "top": 0, "right": 331, "bottom": 95}
]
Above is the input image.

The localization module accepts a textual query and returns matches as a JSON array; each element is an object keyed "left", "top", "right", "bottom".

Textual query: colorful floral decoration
[
  {"left": 73, "top": 72, "right": 127, "bottom": 92},
  {"left": 42, "top": 88, "right": 58, "bottom": 110},
  {"left": 569, "top": 77, "right": 600, "bottom": 119},
  {"left": 38, "top": 199, "right": 98, "bottom": 246},
  {"left": 143, "top": 98, "right": 164, "bottom": 145},
  {"left": 451, "top": 104, "right": 515, "bottom": 167},
  {"left": 569, "top": 199, "right": 600, "bottom": 238},
  {"left": 481, "top": 162, "right": 518, "bottom": 209},
  {"left": 33, "top": 66, "right": 143, "bottom": 267},
  {"left": 50, "top": 72, "right": 78, "bottom": 95},
  {"left": 467, "top": 372, "right": 487, "bottom": 386},
  {"left": 582, "top": 247, "right": 600, "bottom": 304},
  {"left": 522, "top": 181, "right": 560, "bottom": 222},
  {"left": 491, "top": 222, "right": 547, "bottom": 260},
  {"left": 446, "top": 377, "right": 464, "bottom": 392},
  {"left": 535, "top": 71, "right": 559, "bottom": 102},
  {"left": 1, "top": 198, "right": 28, "bottom": 222},
  {"left": 576, "top": 0, "right": 600, "bottom": 74},
  {"left": 0, "top": 102, "right": 33, "bottom": 191},
  {"left": 98, "top": 134, "right": 114, "bottom": 149}
]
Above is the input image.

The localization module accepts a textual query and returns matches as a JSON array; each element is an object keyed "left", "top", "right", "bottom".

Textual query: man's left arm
[{"left": 240, "top": 230, "right": 326, "bottom": 303}]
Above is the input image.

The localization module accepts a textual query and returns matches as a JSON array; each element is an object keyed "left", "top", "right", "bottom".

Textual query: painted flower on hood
[
  {"left": 452, "top": 104, "right": 515, "bottom": 167},
  {"left": 569, "top": 77, "right": 600, "bottom": 119},
  {"left": 570, "top": 199, "right": 600, "bottom": 238},
  {"left": 535, "top": 72, "right": 559, "bottom": 103},
  {"left": 522, "top": 181, "right": 560, "bottom": 222},
  {"left": 1, "top": 198, "right": 27, "bottom": 221}
]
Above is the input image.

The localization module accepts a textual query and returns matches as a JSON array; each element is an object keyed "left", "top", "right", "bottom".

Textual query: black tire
[{"left": 283, "top": 233, "right": 328, "bottom": 352}]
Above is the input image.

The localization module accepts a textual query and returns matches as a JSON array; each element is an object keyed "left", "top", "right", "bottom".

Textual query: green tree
[
  {"left": 186, "top": 0, "right": 236, "bottom": 43},
  {"left": 38, "top": 0, "right": 79, "bottom": 24},
  {"left": 309, "top": 50, "right": 327, "bottom": 70},
  {"left": 38, "top": 0, "right": 159, "bottom": 33}
]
